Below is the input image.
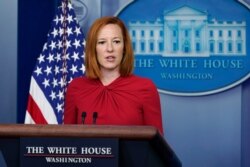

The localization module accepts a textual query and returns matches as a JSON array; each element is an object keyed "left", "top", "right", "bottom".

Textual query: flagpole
[{"left": 62, "top": 0, "right": 68, "bottom": 99}]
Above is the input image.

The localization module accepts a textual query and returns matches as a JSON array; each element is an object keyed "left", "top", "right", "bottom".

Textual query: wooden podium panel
[{"left": 0, "top": 124, "right": 181, "bottom": 167}]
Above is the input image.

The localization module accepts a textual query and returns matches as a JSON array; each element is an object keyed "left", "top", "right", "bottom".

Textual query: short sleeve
[{"left": 141, "top": 79, "right": 163, "bottom": 134}]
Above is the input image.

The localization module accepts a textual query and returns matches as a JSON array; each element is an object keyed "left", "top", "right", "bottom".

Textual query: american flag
[{"left": 25, "top": 0, "right": 85, "bottom": 124}]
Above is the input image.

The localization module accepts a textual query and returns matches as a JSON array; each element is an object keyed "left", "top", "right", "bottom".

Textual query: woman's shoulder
[
  {"left": 130, "top": 74, "right": 154, "bottom": 83},
  {"left": 68, "top": 76, "right": 98, "bottom": 87},
  {"left": 128, "top": 74, "right": 157, "bottom": 88},
  {"left": 69, "top": 76, "right": 85, "bottom": 84}
]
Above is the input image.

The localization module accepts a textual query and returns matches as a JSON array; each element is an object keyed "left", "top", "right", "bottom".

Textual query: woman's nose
[{"left": 106, "top": 42, "right": 113, "bottom": 52}]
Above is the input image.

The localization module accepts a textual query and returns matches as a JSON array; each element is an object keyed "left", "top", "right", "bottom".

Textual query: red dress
[{"left": 64, "top": 74, "right": 163, "bottom": 134}]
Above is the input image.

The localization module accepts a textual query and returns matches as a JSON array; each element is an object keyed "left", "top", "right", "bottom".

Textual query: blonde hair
[{"left": 85, "top": 16, "right": 134, "bottom": 79}]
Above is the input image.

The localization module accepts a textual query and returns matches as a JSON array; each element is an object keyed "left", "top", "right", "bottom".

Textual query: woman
[{"left": 64, "top": 16, "right": 163, "bottom": 134}]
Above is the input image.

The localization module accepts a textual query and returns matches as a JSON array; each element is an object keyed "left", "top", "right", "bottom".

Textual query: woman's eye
[
  {"left": 113, "top": 40, "right": 121, "bottom": 44},
  {"left": 97, "top": 41, "right": 105, "bottom": 45}
]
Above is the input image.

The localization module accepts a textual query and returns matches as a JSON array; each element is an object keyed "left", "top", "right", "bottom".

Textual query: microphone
[
  {"left": 92, "top": 112, "right": 98, "bottom": 124},
  {"left": 81, "top": 112, "right": 87, "bottom": 124}
]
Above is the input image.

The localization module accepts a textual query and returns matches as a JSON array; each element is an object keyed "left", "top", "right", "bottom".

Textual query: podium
[{"left": 0, "top": 124, "right": 181, "bottom": 167}]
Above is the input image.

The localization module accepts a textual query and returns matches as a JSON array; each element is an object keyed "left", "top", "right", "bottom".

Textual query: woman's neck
[{"left": 100, "top": 70, "right": 120, "bottom": 86}]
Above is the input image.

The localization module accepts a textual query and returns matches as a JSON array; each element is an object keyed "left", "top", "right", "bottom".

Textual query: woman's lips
[{"left": 106, "top": 56, "right": 115, "bottom": 62}]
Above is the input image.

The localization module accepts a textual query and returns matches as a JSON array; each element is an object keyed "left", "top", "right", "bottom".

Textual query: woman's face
[{"left": 96, "top": 24, "right": 124, "bottom": 73}]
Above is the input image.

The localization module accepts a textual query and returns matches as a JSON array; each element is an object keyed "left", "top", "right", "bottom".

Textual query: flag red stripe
[{"left": 27, "top": 94, "right": 48, "bottom": 124}]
